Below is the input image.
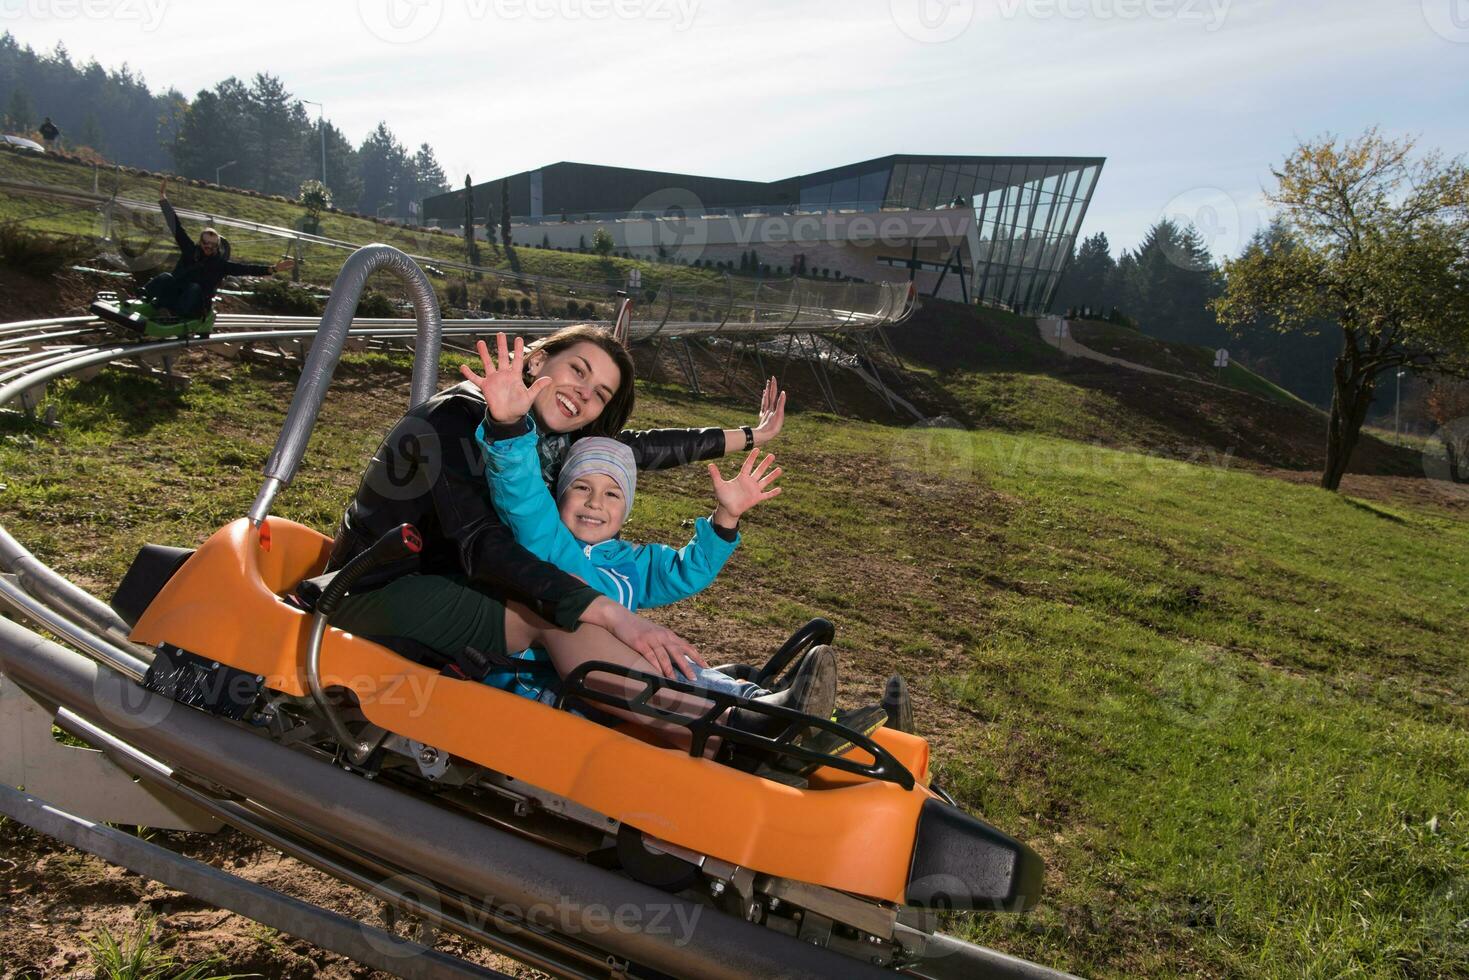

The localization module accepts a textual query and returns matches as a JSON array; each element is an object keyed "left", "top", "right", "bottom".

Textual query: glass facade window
[
  {"left": 800, "top": 180, "right": 831, "bottom": 209},
  {"left": 830, "top": 173, "right": 860, "bottom": 207},
  {"left": 858, "top": 168, "right": 889, "bottom": 206}
]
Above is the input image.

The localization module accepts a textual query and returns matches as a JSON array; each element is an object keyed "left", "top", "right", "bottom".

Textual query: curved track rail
[
  {"left": 0, "top": 258, "right": 1069, "bottom": 979},
  {"left": 2, "top": 175, "right": 917, "bottom": 338}
]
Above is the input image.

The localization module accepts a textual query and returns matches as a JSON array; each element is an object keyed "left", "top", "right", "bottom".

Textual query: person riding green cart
[{"left": 93, "top": 178, "right": 295, "bottom": 339}]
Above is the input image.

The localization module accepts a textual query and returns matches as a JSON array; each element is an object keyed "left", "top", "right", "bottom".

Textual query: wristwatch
[{"left": 741, "top": 425, "right": 755, "bottom": 451}]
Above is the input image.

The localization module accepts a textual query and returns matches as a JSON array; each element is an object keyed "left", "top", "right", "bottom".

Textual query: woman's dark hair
[{"left": 525, "top": 324, "right": 636, "bottom": 437}]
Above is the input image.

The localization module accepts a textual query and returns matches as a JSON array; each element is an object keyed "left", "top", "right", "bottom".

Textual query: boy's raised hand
[
  {"left": 460, "top": 333, "right": 550, "bottom": 425},
  {"left": 709, "top": 449, "right": 783, "bottom": 528}
]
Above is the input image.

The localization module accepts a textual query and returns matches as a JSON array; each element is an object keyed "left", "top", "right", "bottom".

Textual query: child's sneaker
[
  {"left": 727, "top": 645, "right": 837, "bottom": 738},
  {"left": 882, "top": 674, "right": 915, "bottom": 734}
]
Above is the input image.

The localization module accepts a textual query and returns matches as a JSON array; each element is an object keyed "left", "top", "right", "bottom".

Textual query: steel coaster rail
[
  {"left": 48, "top": 706, "right": 623, "bottom": 980},
  {"left": 0, "top": 780, "right": 511, "bottom": 980},
  {"left": 250, "top": 244, "right": 441, "bottom": 525}
]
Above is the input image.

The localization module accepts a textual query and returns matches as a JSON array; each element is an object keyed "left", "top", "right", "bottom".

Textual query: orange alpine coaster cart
[{"left": 110, "top": 245, "right": 1045, "bottom": 973}]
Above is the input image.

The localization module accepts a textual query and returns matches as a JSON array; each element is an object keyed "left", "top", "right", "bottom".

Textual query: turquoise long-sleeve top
[{"left": 475, "top": 417, "right": 739, "bottom": 612}]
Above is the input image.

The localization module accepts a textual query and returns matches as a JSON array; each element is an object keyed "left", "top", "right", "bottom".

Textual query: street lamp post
[
  {"left": 302, "top": 100, "right": 326, "bottom": 186},
  {"left": 216, "top": 160, "right": 237, "bottom": 186},
  {"left": 1395, "top": 369, "right": 1406, "bottom": 443}
]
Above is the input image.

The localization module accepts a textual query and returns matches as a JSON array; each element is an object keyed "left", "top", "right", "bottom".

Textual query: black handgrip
[
  {"left": 753, "top": 617, "right": 835, "bottom": 687},
  {"left": 315, "top": 524, "right": 422, "bottom": 618}
]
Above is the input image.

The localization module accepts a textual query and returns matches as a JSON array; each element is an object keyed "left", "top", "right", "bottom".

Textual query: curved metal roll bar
[{"left": 249, "top": 244, "right": 443, "bottom": 525}]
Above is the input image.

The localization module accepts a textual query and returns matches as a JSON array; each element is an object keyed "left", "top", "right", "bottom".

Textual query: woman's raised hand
[
  {"left": 751, "top": 377, "right": 787, "bottom": 447},
  {"left": 460, "top": 333, "right": 550, "bottom": 425},
  {"left": 709, "top": 449, "right": 783, "bottom": 527}
]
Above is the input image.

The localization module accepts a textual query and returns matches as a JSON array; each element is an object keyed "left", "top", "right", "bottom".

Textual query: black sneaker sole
[
  {"left": 882, "top": 674, "right": 915, "bottom": 734},
  {"left": 781, "top": 645, "right": 837, "bottom": 723}
]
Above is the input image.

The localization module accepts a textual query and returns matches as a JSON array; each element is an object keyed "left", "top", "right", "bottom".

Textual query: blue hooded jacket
[{"left": 475, "top": 418, "right": 739, "bottom": 613}]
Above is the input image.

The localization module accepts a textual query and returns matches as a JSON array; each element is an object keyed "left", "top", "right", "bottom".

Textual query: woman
[{"left": 325, "top": 324, "right": 826, "bottom": 740}]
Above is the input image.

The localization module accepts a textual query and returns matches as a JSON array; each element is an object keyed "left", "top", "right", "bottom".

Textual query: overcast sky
[{"left": 6, "top": 0, "right": 1466, "bottom": 255}]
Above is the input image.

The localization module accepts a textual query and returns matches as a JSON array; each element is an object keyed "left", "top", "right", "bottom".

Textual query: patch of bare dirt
[
  {"left": 1252, "top": 467, "right": 1469, "bottom": 515},
  {"left": 0, "top": 268, "right": 104, "bottom": 323},
  {"left": 0, "top": 820, "right": 537, "bottom": 979}
]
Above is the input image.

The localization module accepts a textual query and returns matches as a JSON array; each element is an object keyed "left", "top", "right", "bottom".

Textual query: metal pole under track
[
  {"left": 49, "top": 706, "right": 620, "bottom": 980},
  {"left": 0, "top": 783, "right": 512, "bottom": 980}
]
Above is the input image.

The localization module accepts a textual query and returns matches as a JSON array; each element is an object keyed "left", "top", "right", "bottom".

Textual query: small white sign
[
  {"left": 1214, "top": 348, "right": 1230, "bottom": 368},
  {"left": 628, "top": 268, "right": 642, "bottom": 289},
  {"left": 1055, "top": 319, "right": 1070, "bottom": 339}
]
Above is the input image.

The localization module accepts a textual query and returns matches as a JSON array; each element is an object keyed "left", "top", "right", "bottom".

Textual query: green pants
[{"left": 332, "top": 573, "right": 508, "bottom": 659}]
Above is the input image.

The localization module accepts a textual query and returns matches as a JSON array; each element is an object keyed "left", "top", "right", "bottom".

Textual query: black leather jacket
[
  {"left": 326, "top": 381, "right": 727, "bottom": 631},
  {"left": 160, "top": 198, "right": 273, "bottom": 305}
]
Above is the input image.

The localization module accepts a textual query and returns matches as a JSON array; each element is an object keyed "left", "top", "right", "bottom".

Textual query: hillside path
[
  {"left": 1034, "top": 317, "right": 1260, "bottom": 401},
  {"left": 1036, "top": 317, "right": 1175, "bottom": 376}
]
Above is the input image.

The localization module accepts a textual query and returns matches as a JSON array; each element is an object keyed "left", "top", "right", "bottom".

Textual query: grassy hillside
[
  {"left": 0, "top": 346, "right": 1464, "bottom": 979},
  {"left": 887, "top": 300, "right": 1423, "bottom": 478},
  {"left": 0, "top": 147, "right": 734, "bottom": 300}
]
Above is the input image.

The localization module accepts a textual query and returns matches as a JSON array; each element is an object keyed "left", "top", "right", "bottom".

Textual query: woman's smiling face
[{"left": 528, "top": 341, "right": 622, "bottom": 433}]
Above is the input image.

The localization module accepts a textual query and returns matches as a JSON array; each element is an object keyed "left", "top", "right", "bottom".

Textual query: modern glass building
[
  {"left": 423, "top": 154, "right": 1104, "bottom": 314},
  {"left": 797, "top": 155, "right": 1103, "bottom": 313}
]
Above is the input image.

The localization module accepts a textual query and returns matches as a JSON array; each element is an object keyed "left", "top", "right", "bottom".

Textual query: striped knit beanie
[{"left": 556, "top": 437, "right": 637, "bottom": 515}]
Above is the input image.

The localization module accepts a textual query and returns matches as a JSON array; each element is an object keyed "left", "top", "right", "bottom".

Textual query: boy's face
[{"left": 558, "top": 471, "right": 626, "bottom": 544}]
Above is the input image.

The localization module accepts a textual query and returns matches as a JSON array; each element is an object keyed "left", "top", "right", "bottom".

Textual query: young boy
[{"left": 474, "top": 421, "right": 785, "bottom": 702}]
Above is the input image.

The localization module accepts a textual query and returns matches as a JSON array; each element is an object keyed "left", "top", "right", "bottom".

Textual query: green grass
[
  {"left": 86, "top": 915, "right": 251, "bottom": 980},
  {"left": 1, "top": 351, "right": 1464, "bottom": 978},
  {"left": 886, "top": 304, "right": 1259, "bottom": 453}
]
